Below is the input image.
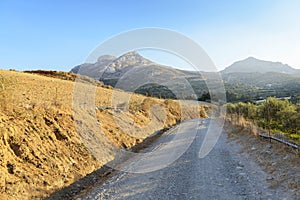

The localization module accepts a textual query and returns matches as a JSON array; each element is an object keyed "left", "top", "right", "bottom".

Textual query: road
[{"left": 78, "top": 119, "right": 290, "bottom": 200}]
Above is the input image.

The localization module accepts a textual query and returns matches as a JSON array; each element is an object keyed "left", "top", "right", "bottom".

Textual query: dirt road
[{"left": 78, "top": 119, "right": 293, "bottom": 200}]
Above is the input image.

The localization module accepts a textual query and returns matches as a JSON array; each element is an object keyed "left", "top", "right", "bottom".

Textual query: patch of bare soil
[
  {"left": 224, "top": 121, "right": 300, "bottom": 199},
  {"left": 0, "top": 70, "right": 208, "bottom": 199}
]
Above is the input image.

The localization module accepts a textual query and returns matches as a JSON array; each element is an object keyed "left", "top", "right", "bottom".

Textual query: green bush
[{"left": 227, "top": 97, "right": 300, "bottom": 139}]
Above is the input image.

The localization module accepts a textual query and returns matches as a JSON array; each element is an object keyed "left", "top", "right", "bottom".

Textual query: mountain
[
  {"left": 71, "top": 55, "right": 116, "bottom": 79},
  {"left": 219, "top": 57, "right": 300, "bottom": 101},
  {"left": 71, "top": 52, "right": 206, "bottom": 100},
  {"left": 71, "top": 54, "right": 300, "bottom": 102},
  {"left": 104, "top": 51, "right": 153, "bottom": 73},
  {"left": 222, "top": 57, "right": 300, "bottom": 74},
  {"left": 71, "top": 52, "right": 154, "bottom": 79}
]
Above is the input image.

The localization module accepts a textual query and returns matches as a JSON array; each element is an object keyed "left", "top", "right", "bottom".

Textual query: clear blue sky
[{"left": 1, "top": 0, "right": 300, "bottom": 71}]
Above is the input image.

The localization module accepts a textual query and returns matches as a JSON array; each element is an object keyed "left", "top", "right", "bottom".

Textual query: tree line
[{"left": 226, "top": 97, "right": 300, "bottom": 140}]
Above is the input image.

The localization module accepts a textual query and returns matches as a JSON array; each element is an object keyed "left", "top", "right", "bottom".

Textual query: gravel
[{"left": 77, "top": 119, "right": 294, "bottom": 200}]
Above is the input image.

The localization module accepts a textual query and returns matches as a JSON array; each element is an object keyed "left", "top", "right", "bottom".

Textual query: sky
[{"left": 1, "top": 0, "right": 300, "bottom": 71}]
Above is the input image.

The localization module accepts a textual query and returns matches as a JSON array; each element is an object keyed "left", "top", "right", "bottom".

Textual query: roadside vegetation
[{"left": 226, "top": 97, "right": 300, "bottom": 142}]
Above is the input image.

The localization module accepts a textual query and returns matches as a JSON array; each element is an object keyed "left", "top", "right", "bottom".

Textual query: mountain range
[
  {"left": 220, "top": 57, "right": 300, "bottom": 101},
  {"left": 71, "top": 52, "right": 300, "bottom": 102},
  {"left": 71, "top": 52, "right": 205, "bottom": 99}
]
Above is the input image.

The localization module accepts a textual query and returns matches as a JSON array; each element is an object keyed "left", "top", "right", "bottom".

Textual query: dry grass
[{"left": 0, "top": 70, "right": 208, "bottom": 200}]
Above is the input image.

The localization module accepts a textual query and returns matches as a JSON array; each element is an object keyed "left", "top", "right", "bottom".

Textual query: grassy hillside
[{"left": 0, "top": 70, "right": 208, "bottom": 199}]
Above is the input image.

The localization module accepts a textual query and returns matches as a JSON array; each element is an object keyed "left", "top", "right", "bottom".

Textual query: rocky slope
[
  {"left": 71, "top": 52, "right": 207, "bottom": 100},
  {"left": 71, "top": 52, "right": 154, "bottom": 80}
]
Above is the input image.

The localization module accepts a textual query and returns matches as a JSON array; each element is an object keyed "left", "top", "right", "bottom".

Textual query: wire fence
[
  {"left": 259, "top": 133, "right": 299, "bottom": 150},
  {"left": 226, "top": 114, "right": 300, "bottom": 151}
]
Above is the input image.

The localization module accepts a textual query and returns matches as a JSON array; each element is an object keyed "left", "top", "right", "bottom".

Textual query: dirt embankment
[{"left": 0, "top": 70, "right": 209, "bottom": 200}]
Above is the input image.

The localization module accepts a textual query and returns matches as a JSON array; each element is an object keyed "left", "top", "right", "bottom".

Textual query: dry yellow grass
[{"left": 0, "top": 70, "right": 208, "bottom": 199}]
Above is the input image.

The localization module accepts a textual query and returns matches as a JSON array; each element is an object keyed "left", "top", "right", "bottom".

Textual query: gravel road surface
[{"left": 78, "top": 119, "right": 292, "bottom": 200}]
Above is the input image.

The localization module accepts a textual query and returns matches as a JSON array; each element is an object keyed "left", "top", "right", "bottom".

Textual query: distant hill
[
  {"left": 71, "top": 54, "right": 300, "bottom": 102},
  {"left": 222, "top": 71, "right": 300, "bottom": 88},
  {"left": 71, "top": 52, "right": 154, "bottom": 79},
  {"left": 222, "top": 57, "right": 300, "bottom": 74},
  {"left": 71, "top": 55, "right": 116, "bottom": 79},
  {"left": 220, "top": 57, "right": 300, "bottom": 102},
  {"left": 71, "top": 52, "right": 205, "bottom": 100}
]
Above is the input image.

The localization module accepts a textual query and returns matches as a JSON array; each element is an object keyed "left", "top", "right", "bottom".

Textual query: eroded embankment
[{"left": 0, "top": 70, "right": 209, "bottom": 200}]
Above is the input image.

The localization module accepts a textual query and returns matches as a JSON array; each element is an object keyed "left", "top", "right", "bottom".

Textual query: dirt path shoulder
[{"left": 224, "top": 122, "right": 300, "bottom": 199}]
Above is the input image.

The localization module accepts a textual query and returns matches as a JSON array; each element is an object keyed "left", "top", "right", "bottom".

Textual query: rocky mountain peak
[
  {"left": 114, "top": 51, "right": 152, "bottom": 65},
  {"left": 104, "top": 51, "right": 154, "bottom": 74}
]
